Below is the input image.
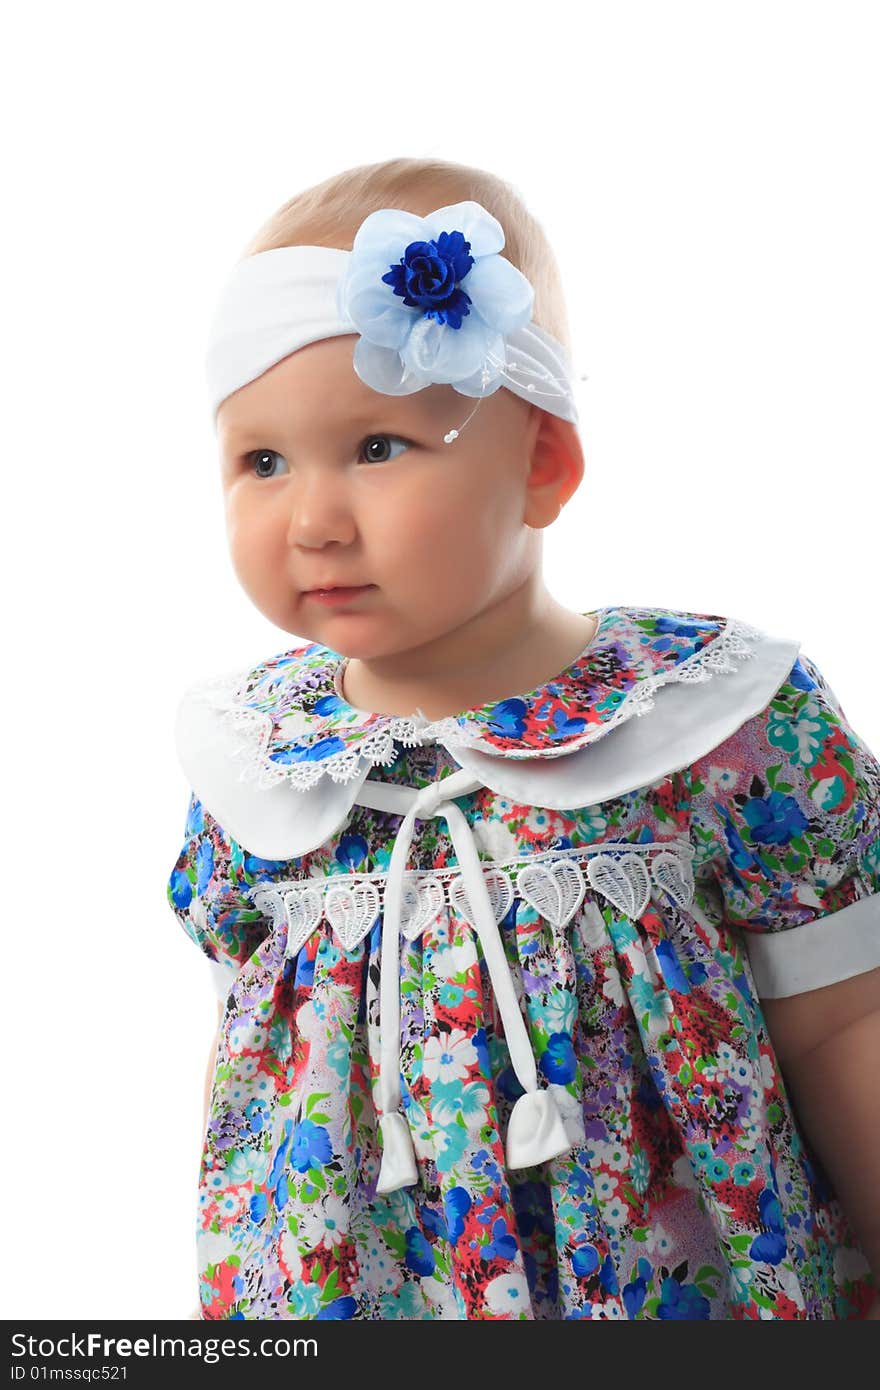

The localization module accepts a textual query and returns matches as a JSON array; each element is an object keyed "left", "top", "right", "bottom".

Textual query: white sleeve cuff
[
  {"left": 744, "top": 890, "right": 880, "bottom": 997},
  {"left": 206, "top": 956, "right": 240, "bottom": 1001}
]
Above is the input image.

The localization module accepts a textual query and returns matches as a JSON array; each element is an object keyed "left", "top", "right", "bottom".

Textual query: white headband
[{"left": 204, "top": 200, "right": 581, "bottom": 445}]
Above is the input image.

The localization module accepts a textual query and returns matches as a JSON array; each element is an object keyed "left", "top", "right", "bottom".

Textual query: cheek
[{"left": 225, "top": 497, "right": 283, "bottom": 588}]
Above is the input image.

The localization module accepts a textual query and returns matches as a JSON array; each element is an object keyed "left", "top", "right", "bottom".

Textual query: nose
[{"left": 285, "top": 468, "right": 357, "bottom": 549}]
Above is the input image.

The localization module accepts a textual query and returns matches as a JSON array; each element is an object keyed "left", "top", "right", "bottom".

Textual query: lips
[
  {"left": 304, "top": 584, "right": 371, "bottom": 593},
  {"left": 302, "top": 584, "right": 376, "bottom": 604}
]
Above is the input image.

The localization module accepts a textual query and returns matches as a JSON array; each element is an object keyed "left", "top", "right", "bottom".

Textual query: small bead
[
  {"left": 527, "top": 383, "right": 535, "bottom": 391},
  {"left": 444, "top": 429, "right": 459, "bottom": 443}
]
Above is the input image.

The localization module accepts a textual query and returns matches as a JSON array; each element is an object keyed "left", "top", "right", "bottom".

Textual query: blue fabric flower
[
  {"left": 336, "top": 200, "right": 534, "bottom": 398},
  {"left": 444, "top": 1186, "right": 472, "bottom": 1245},
  {"left": 656, "top": 1276, "right": 711, "bottom": 1319},
  {"left": 540, "top": 1032, "right": 578, "bottom": 1084}
]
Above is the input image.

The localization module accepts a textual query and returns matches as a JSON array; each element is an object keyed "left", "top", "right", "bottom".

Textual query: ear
[{"left": 522, "top": 408, "right": 585, "bottom": 528}]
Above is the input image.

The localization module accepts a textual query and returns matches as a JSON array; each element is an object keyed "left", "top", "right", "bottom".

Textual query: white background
[{"left": 3, "top": 0, "right": 877, "bottom": 1319}]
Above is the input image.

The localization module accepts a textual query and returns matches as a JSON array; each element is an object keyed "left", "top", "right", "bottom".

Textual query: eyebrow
[{"left": 219, "top": 410, "right": 419, "bottom": 445}]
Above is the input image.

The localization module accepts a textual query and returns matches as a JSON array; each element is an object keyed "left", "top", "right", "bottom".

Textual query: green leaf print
[
  {"left": 305, "top": 1091, "right": 332, "bottom": 1119},
  {"left": 382, "top": 1230, "right": 408, "bottom": 1261},
  {"left": 299, "top": 1170, "right": 326, "bottom": 1201}
]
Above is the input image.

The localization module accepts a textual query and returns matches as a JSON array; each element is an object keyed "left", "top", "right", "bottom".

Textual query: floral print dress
[{"left": 167, "top": 604, "right": 880, "bottom": 1319}]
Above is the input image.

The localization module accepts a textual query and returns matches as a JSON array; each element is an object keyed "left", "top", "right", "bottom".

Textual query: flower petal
[
  {"left": 337, "top": 263, "right": 413, "bottom": 349},
  {"left": 350, "top": 207, "right": 428, "bottom": 260},
  {"left": 448, "top": 366, "right": 507, "bottom": 401},
  {"left": 420, "top": 200, "right": 506, "bottom": 260},
  {"left": 352, "top": 336, "right": 426, "bottom": 396},
  {"left": 463, "top": 254, "right": 534, "bottom": 336},
  {"left": 401, "top": 314, "right": 497, "bottom": 384}
]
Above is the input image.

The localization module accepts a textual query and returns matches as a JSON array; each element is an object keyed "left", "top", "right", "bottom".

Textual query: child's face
[{"left": 216, "top": 334, "right": 562, "bottom": 660}]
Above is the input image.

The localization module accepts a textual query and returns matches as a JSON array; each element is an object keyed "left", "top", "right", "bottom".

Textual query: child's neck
[{"left": 340, "top": 585, "right": 598, "bottom": 722}]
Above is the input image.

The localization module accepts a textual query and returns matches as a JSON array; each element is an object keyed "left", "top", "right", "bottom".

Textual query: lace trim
[
  {"left": 245, "top": 842, "right": 697, "bottom": 954},
  {"left": 190, "top": 615, "right": 765, "bottom": 791}
]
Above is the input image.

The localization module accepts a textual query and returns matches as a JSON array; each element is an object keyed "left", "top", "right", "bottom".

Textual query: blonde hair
[{"left": 240, "top": 156, "right": 573, "bottom": 357}]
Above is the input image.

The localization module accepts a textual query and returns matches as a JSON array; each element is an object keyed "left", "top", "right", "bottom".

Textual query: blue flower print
[
  {"left": 421, "top": 1205, "right": 447, "bottom": 1241},
  {"left": 717, "top": 805, "right": 761, "bottom": 877},
  {"left": 655, "top": 940, "right": 691, "bottom": 995},
  {"left": 623, "top": 1274, "right": 647, "bottom": 1318},
  {"left": 271, "top": 735, "right": 348, "bottom": 767},
  {"left": 244, "top": 1099, "right": 267, "bottom": 1135},
  {"left": 268, "top": 1118, "right": 293, "bottom": 1188},
  {"left": 787, "top": 657, "right": 818, "bottom": 694},
  {"left": 750, "top": 1186, "right": 787, "bottom": 1265},
  {"left": 486, "top": 698, "right": 528, "bottom": 740},
  {"left": 289, "top": 1282, "right": 323, "bottom": 1318},
  {"left": 244, "top": 852, "right": 289, "bottom": 877},
  {"left": 169, "top": 866, "right": 193, "bottom": 912},
  {"left": 571, "top": 1243, "right": 600, "bottom": 1278},
  {"left": 316, "top": 1297, "right": 357, "bottom": 1319},
  {"left": 294, "top": 949, "right": 315, "bottom": 988},
  {"left": 444, "top": 1186, "right": 472, "bottom": 1245},
  {"left": 404, "top": 1226, "right": 436, "bottom": 1276},
  {"left": 482, "top": 1215, "right": 517, "bottom": 1263},
  {"left": 290, "top": 1118, "right": 333, "bottom": 1173},
  {"left": 497, "top": 1064, "right": 526, "bottom": 1102},
  {"left": 540, "top": 1032, "right": 577, "bottom": 1084},
  {"left": 185, "top": 796, "right": 205, "bottom": 839},
  {"left": 313, "top": 693, "right": 348, "bottom": 716},
  {"left": 434, "top": 1120, "right": 470, "bottom": 1171},
  {"left": 656, "top": 1276, "right": 711, "bottom": 1319},
  {"left": 511, "top": 1179, "right": 556, "bottom": 1239},
  {"left": 743, "top": 791, "right": 810, "bottom": 847},
  {"left": 336, "top": 834, "right": 369, "bottom": 871},
  {"left": 636, "top": 1070, "right": 664, "bottom": 1110},
  {"left": 599, "top": 1253, "right": 619, "bottom": 1295},
  {"left": 653, "top": 616, "right": 716, "bottom": 653},
  {"left": 549, "top": 706, "right": 588, "bottom": 741},
  {"left": 195, "top": 838, "right": 214, "bottom": 896}
]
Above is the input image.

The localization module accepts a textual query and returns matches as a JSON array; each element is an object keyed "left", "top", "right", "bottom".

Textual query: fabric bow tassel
[
  {"left": 505, "top": 1086, "right": 571, "bottom": 1170},
  {"left": 376, "top": 1111, "right": 419, "bottom": 1194},
  {"left": 371, "top": 771, "right": 577, "bottom": 1196}
]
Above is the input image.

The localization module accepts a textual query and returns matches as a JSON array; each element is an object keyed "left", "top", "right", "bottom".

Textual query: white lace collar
[{"left": 173, "top": 604, "right": 801, "bottom": 859}]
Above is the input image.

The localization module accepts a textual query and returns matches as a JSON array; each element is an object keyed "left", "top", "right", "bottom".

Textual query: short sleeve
[
  {"left": 166, "top": 790, "right": 278, "bottom": 1001},
  {"left": 688, "top": 651, "right": 880, "bottom": 997}
]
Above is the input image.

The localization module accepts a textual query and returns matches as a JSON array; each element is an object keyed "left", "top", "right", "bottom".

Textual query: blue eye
[
  {"left": 246, "top": 449, "right": 288, "bottom": 478},
  {"left": 360, "top": 434, "right": 411, "bottom": 464},
  {"left": 245, "top": 435, "right": 411, "bottom": 478}
]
